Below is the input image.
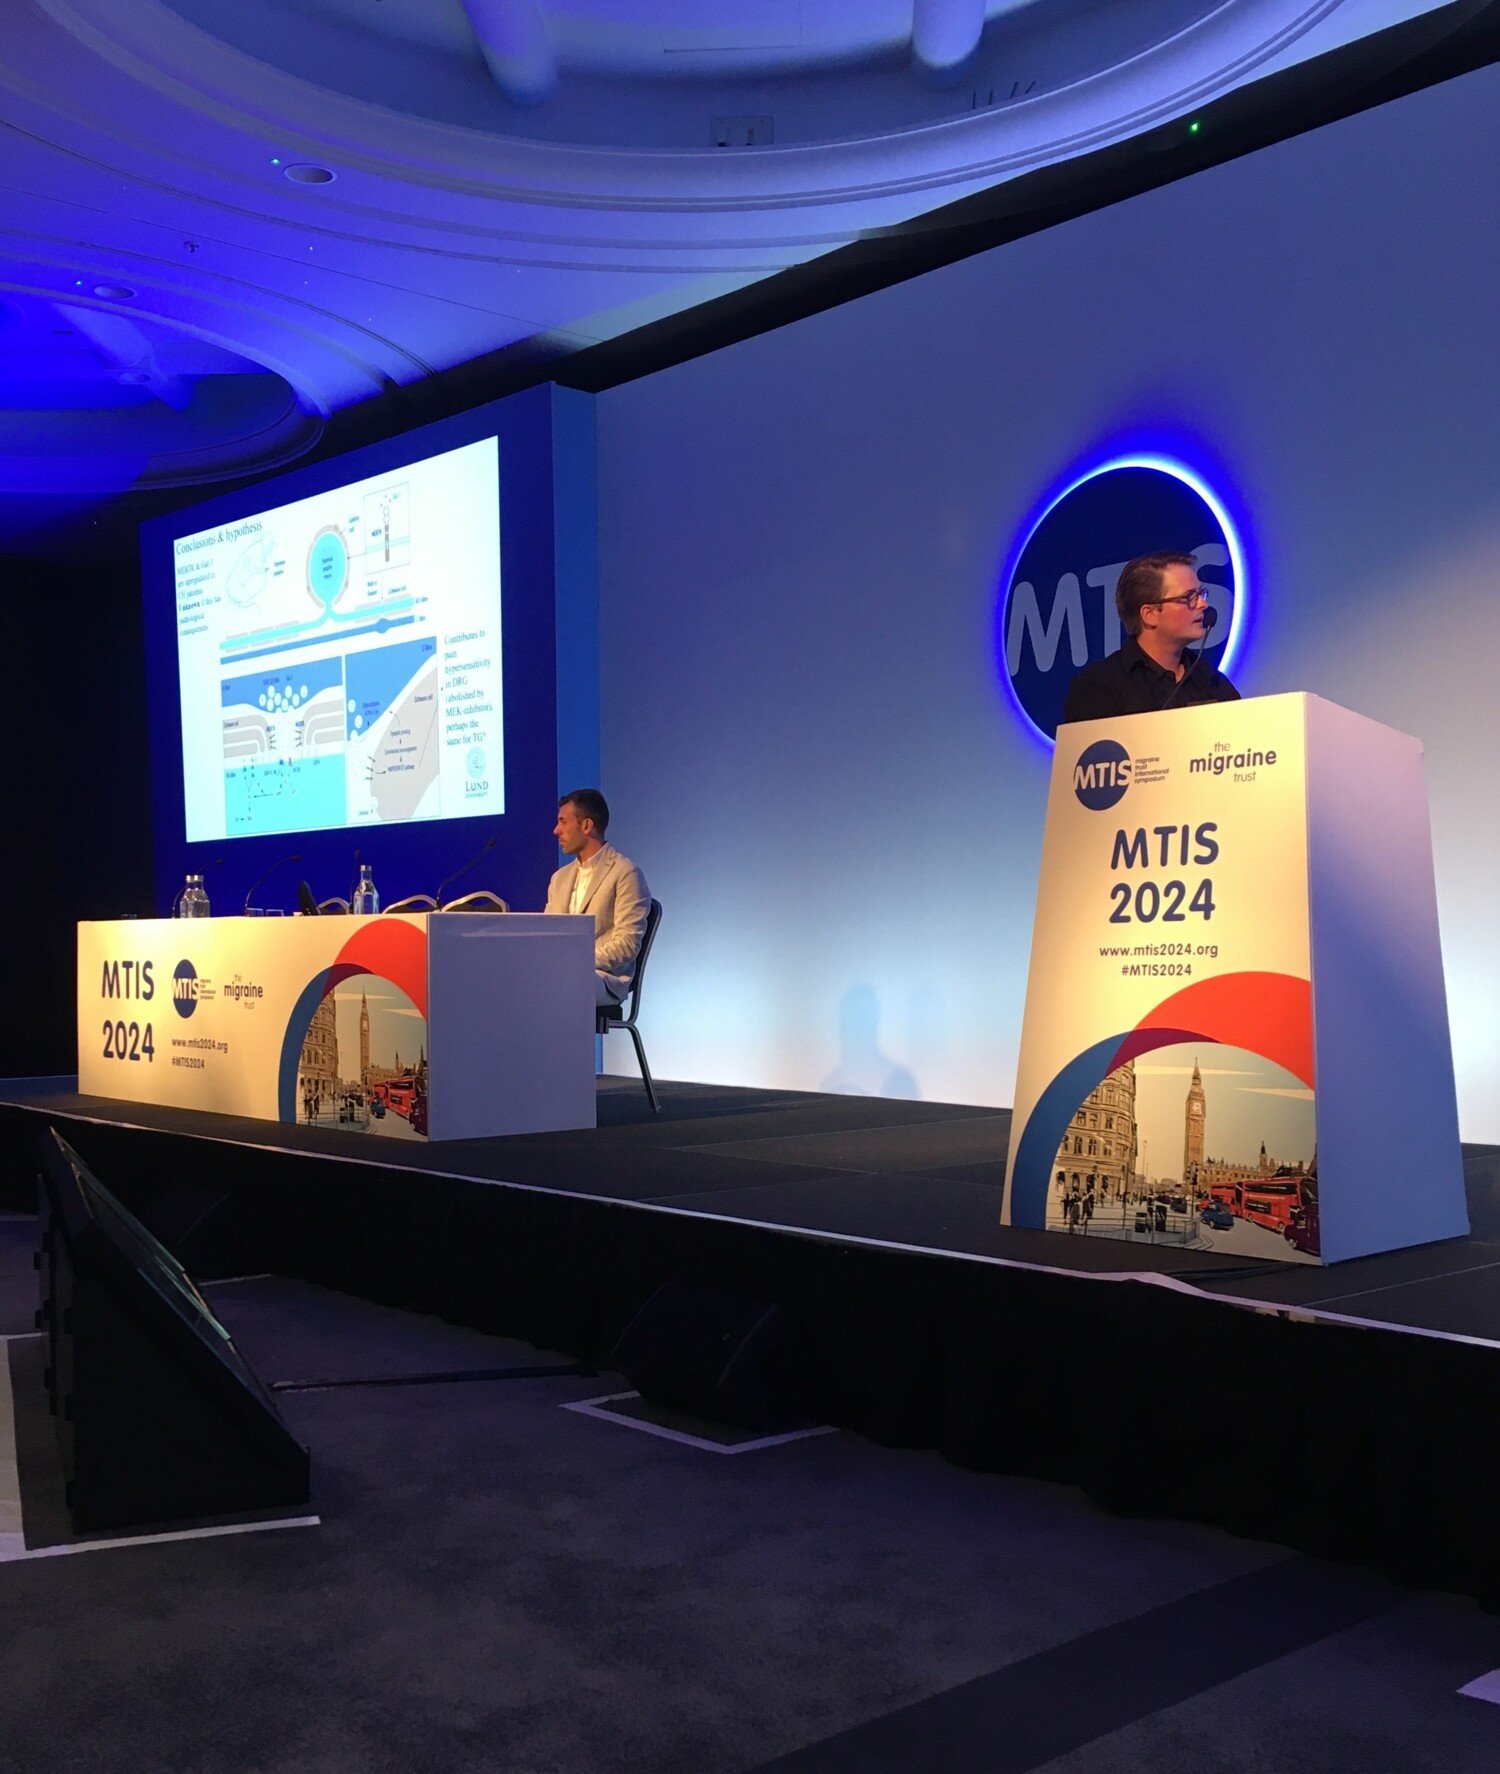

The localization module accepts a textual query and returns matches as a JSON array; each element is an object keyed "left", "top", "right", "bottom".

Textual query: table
[{"left": 78, "top": 912, "right": 597, "bottom": 1140}]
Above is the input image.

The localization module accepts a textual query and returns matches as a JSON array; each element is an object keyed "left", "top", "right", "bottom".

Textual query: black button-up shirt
[{"left": 1061, "top": 635, "right": 1240, "bottom": 725}]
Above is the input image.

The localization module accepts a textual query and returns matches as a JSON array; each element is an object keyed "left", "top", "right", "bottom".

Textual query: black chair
[{"left": 597, "top": 898, "right": 662, "bottom": 1115}]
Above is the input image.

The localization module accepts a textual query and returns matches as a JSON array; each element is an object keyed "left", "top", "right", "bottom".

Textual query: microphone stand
[
  {"left": 1160, "top": 604, "right": 1218, "bottom": 710},
  {"left": 244, "top": 851, "right": 302, "bottom": 915},
  {"left": 436, "top": 835, "right": 497, "bottom": 909}
]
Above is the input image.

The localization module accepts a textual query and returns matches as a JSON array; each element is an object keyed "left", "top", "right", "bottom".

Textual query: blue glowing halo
[{"left": 994, "top": 452, "right": 1250, "bottom": 748}]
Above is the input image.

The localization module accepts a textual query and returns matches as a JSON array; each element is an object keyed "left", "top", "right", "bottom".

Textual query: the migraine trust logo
[
  {"left": 999, "top": 457, "right": 1244, "bottom": 743},
  {"left": 1072, "top": 739, "right": 1133, "bottom": 810}
]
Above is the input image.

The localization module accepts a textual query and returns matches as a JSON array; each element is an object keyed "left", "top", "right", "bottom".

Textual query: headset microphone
[{"left": 1161, "top": 604, "right": 1217, "bottom": 709}]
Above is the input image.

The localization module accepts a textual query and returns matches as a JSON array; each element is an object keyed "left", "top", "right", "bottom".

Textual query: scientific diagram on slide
[
  {"left": 221, "top": 658, "right": 346, "bottom": 834},
  {"left": 172, "top": 437, "right": 503, "bottom": 841},
  {"left": 346, "top": 636, "right": 440, "bottom": 824}
]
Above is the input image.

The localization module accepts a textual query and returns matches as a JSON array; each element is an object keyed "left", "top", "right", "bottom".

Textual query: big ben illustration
[
  {"left": 359, "top": 992, "right": 371, "bottom": 1085},
  {"left": 1183, "top": 1058, "right": 1206, "bottom": 1184}
]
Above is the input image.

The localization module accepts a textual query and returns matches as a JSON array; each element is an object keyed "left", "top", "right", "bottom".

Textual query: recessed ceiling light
[
  {"left": 284, "top": 164, "right": 336, "bottom": 185},
  {"left": 93, "top": 283, "right": 136, "bottom": 300}
]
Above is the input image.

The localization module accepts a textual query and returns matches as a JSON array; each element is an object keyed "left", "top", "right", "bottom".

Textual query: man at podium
[
  {"left": 546, "top": 789, "right": 650, "bottom": 1008},
  {"left": 1062, "top": 552, "right": 1241, "bottom": 723}
]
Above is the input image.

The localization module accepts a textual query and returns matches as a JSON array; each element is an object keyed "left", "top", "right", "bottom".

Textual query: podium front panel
[
  {"left": 1003, "top": 691, "right": 1467, "bottom": 1264},
  {"left": 1004, "top": 694, "right": 1319, "bottom": 1261}
]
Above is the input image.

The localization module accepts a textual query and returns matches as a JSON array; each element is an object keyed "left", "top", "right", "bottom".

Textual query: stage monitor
[
  {"left": 171, "top": 434, "right": 502, "bottom": 844},
  {"left": 36, "top": 1128, "right": 310, "bottom": 1532}
]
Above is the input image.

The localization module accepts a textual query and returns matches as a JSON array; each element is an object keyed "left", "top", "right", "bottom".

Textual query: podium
[
  {"left": 78, "top": 912, "right": 597, "bottom": 1141},
  {"left": 1002, "top": 693, "right": 1467, "bottom": 1264}
]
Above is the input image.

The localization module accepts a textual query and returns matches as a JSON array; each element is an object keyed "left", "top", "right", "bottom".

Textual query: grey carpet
[{"left": 6, "top": 1221, "right": 1500, "bottom": 1772}]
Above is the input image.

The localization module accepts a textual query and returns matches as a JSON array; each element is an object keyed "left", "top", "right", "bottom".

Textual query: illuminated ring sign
[{"left": 998, "top": 457, "right": 1247, "bottom": 744}]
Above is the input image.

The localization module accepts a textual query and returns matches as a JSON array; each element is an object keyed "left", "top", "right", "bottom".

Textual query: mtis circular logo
[
  {"left": 1072, "top": 739, "right": 1133, "bottom": 810},
  {"left": 172, "top": 959, "right": 200, "bottom": 1019},
  {"left": 998, "top": 457, "right": 1244, "bottom": 743}
]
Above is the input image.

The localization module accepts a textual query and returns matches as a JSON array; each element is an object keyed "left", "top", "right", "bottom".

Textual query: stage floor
[{"left": 3, "top": 1074, "right": 1498, "bottom": 1346}]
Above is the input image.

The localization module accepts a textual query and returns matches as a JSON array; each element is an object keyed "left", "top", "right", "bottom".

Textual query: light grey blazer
[{"left": 544, "top": 844, "right": 650, "bottom": 1000}]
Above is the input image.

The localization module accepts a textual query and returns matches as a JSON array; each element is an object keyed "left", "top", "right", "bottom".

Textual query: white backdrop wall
[{"left": 595, "top": 63, "right": 1500, "bottom": 1139}]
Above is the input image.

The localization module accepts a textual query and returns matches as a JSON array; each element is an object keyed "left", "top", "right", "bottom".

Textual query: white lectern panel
[
  {"left": 1002, "top": 693, "right": 1466, "bottom": 1264},
  {"left": 1303, "top": 698, "right": 1467, "bottom": 1260}
]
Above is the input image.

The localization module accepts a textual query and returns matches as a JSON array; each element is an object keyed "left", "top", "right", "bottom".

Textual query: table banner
[{"left": 80, "top": 915, "right": 434, "bottom": 1139}]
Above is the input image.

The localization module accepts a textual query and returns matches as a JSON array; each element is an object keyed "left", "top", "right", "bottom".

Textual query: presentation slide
[{"left": 172, "top": 437, "right": 503, "bottom": 842}]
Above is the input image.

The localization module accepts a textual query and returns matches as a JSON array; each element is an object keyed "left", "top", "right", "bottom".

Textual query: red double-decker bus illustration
[
  {"left": 370, "top": 1074, "right": 419, "bottom": 1118},
  {"left": 1204, "top": 1175, "right": 1311, "bottom": 1228}
]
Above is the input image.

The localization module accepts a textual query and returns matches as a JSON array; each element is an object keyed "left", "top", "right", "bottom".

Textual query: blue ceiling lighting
[
  {"left": 0, "top": 292, "right": 321, "bottom": 522},
  {"left": 0, "top": 0, "right": 1465, "bottom": 545}
]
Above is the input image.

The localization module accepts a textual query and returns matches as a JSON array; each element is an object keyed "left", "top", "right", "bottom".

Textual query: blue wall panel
[{"left": 595, "top": 64, "right": 1500, "bottom": 1137}]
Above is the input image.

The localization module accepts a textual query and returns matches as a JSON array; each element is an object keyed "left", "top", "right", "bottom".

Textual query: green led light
[{"left": 1188, "top": 120, "right": 1202, "bottom": 136}]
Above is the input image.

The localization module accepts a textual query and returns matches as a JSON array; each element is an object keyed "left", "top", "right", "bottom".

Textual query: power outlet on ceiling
[
  {"left": 712, "top": 115, "right": 774, "bottom": 148},
  {"left": 971, "top": 79, "right": 1039, "bottom": 108}
]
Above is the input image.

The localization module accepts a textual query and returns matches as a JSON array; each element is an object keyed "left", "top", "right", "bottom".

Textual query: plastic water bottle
[
  {"left": 351, "top": 864, "right": 380, "bottom": 916},
  {"left": 175, "top": 873, "right": 211, "bottom": 918}
]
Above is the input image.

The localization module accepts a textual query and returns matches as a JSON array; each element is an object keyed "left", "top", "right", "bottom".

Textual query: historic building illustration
[
  {"left": 1182, "top": 1066, "right": 1313, "bottom": 1199},
  {"left": 1183, "top": 1058, "right": 1206, "bottom": 1183},
  {"left": 346, "top": 987, "right": 428, "bottom": 1094},
  {"left": 297, "top": 996, "right": 339, "bottom": 1103},
  {"left": 1052, "top": 1059, "right": 1137, "bottom": 1200},
  {"left": 1198, "top": 1144, "right": 1311, "bottom": 1196}
]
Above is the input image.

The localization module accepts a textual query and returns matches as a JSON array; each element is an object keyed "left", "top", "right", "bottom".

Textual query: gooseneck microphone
[
  {"left": 436, "top": 834, "right": 497, "bottom": 909},
  {"left": 1160, "top": 604, "right": 1217, "bottom": 710},
  {"left": 243, "top": 851, "right": 302, "bottom": 915}
]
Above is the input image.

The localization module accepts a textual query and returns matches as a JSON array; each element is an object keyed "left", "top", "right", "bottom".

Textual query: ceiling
[{"left": 0, "top": 0, "right": 1468, "bottom": 544}]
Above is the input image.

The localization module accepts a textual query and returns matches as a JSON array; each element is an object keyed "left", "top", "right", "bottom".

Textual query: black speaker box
[
  {"left": 610, "top": 1282, "right": 815, "bottom": 1433},
  {"left": 139, "top": 1181, "right": 244, "bottom": 1279},
  {"left": 37, "top": 1130, "right": 310, "bottom": 1533}
]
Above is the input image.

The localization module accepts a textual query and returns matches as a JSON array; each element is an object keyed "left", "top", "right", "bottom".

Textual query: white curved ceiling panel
[{"left": 0, "top": 0, "right": 1465, "bottom": 527}]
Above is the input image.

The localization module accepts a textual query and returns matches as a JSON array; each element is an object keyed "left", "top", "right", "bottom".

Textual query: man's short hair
[
  {"left": 559, "top": 788, "right": 609, "bottom": 835},
  {"left": 1116, "top": 553, "right": 1197, "bottom": 637}
]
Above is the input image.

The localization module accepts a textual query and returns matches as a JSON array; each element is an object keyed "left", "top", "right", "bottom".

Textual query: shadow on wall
[{"left": 822, "top": 985, "right": 920, "bottom": 1101}]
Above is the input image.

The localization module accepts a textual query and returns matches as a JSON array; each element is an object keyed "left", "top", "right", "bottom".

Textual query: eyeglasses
[{"left": 1149, "top": 589, "right": 1207, "bottom": 609}]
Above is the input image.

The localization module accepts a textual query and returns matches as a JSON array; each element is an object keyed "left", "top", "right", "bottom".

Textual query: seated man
[{"left": 545, "top": 789, "right": 650, "bottom": 1007}]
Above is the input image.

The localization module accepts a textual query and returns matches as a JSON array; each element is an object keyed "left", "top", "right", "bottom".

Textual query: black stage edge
[{"left": 3, "top": 1079, "right": 1500, "bottom": 1604}]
